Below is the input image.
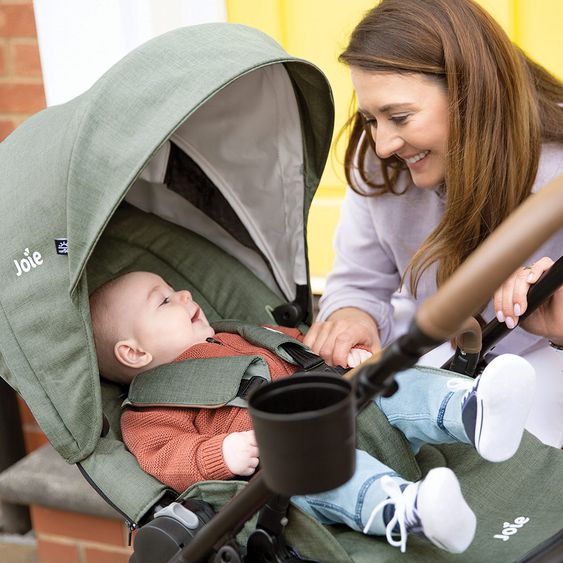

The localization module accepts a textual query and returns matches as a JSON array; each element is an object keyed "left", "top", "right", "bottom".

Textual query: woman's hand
[
  {"left": 493, "top": 257, "right": 563, "bottom": 343},
  {"left": 303, "top": 307, "right": 381, "bottom": 368},
  {"left": 222, "top": 430, "right": 259, "bottom": 476}
]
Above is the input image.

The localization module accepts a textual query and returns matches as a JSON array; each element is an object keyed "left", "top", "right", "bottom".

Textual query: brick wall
[
  {"left": 31, "top": 507, "right": 133, "bottom": 563},
  {"left": 18, "top": 397, "right": 48, "bottom": 453},
  {"left": 0, "top": 0, "right": 45, "bottom": 142}
]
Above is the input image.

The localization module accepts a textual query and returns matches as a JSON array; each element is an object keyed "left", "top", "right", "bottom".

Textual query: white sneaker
[
  {"left": 364, "top": 468, "right": 476, "bottom": 553},
  {"left": 448, "top": 354, "right": 536, "bottom": 462}
]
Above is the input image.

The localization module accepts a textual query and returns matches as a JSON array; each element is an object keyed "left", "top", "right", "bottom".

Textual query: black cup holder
[{"left": 248, "top": 374, "right": 356, "bottom": 496}]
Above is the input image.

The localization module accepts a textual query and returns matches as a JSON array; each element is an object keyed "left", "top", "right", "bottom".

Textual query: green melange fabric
[
  {"left": 0, "top": 23, "right": 332, "bottom": 465},
  {"left": 0, "top": 23, "right": 332, "bottom": 527},
  {"left": 125, "top": 321, "right": 311, "bottom": 409},
  {"left": 87, "top": 205, "right": 284, "bottom": 324},
  {"left": 135, "top": 350, "right": 563, "bottom": 561},
  {"left": 126, "top": 356, "right": 269, "bottom": 409},
  {"left": 210, "top": 320, "right": 305, "bottom": 363},
  {"left": 1, "top": 21, "right": 561, "bottom": 561}
]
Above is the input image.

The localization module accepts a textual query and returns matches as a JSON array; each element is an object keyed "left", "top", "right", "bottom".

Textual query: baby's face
[{"left": 115, "top": 272, "right": 214, "bottom": 366}]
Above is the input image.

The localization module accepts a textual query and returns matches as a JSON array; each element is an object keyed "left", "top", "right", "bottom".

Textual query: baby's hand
[
  {"left": 347, "top": 348, "right": 373, "bottom": 368},
  {"left": 222, "top": 430, "right": 260, "bottom": 476}
]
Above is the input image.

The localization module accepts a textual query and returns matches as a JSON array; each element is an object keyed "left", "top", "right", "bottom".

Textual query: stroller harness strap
[
  {"left": 210, "top": 321, "right": 306, "bottom": 365},
  {"left": 211, "top": 320, "right": 345, "bottom": 374},
  {"left": 124, "top": 355, "right": 270, "bottom": 409},
  {"left": 124, "top": 322, "right": 314, "bottom": 410}
]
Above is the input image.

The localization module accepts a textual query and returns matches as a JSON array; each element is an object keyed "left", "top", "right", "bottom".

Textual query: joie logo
[
  {"left": 494, "top": 516, "right": 530, "bottom": 542},
  {"left": 54, "top": 238, "right": 68, "bottom": 255},
  {"left": 14, "top": 248, "right": 43, "bottom": 277}
]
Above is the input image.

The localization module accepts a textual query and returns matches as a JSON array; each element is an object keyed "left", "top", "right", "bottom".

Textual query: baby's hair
[{"left": 89, "top": 275, "right": 134, "bottom": 384}]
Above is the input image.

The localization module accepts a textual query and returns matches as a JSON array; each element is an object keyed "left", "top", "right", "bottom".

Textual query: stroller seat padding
[
  {"left": 87, "top": 200, "right": 286, "bottom": 449},
  {"left": 77, "top": 202, "right": 290, "bottom": 523}
]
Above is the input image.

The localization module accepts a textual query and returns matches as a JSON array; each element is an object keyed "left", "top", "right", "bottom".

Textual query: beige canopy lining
[{"left": 127, "top": 64, "right": 305, "bottom": 301}]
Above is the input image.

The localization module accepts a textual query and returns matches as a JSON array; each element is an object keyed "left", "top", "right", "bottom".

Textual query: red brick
[
  {"left": 0, "top": 82, "right": 45, "bottom": 112},
  {"left": 0, "top": 43, "right": 5, "bottom": 75},
  {"left": 31, "top": 506, "right": 128, "bottom": 547},
  {"left": 0, "top": 118, "right": 15, "bottom": 140},
  {"left": 84, "top": 546, "right": 132, "bottom": 563},
  {"left": 17, "top": 396, "right": 37, "bottom": 425},
  {"left": 0, "top": 4, "right": 37, "bottom": 38},
  {"left": 36, "top": 538, "right": 80, "bottom": 563},
  {"left": 12, "top": 41, "right": 42, "bottom": 76},
  {"left": 23, "top": 427, "right": 49, "bottom": 453}
]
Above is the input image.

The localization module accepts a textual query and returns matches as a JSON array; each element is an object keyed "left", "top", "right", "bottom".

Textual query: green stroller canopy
[{"left": 0, "top": 23, "right": 333, "bottom": 464}]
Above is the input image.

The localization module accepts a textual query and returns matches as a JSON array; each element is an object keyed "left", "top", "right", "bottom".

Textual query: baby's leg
[
  {"left": 292, "top": 450, "right": 476, "bottom": 553},
  {"left": 376, "top": 354, "right": 536, "bottom": 461},
  {"left": 292, "top": 449, "right": 407, "bottom": 536}
]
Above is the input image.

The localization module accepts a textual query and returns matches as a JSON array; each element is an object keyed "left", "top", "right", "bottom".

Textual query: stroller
[{"left": 0, "top": 23, "right": 562, "bottom": 563}]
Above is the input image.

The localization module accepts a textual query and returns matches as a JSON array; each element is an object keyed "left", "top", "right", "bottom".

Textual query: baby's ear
[{"left": 114, "top": 340, "right": 152, "bottom": 369}]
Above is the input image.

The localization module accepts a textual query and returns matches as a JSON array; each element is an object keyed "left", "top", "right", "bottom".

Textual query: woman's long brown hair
[{"left": 340, "top": 0, "right": 563, "bottom": 295}]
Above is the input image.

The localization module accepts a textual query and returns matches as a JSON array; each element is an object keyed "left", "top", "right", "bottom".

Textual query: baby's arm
[
  {"left": 122, "top": 408, "right": 235, "bottom": 492},
  {"left": 222, "top": 430, "right": 259, "bottom": 476}
]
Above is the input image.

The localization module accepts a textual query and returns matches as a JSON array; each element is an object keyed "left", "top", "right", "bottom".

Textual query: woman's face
[{"left": 351, "top": 68, "right": 449, "bottom": 189}]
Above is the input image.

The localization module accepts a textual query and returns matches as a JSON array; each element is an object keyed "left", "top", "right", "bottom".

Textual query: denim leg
[
  {"left": 375, "top": 367, "right": 471, "bottom": 453},
  {"left": 291, "top": 449, "right": 409, "bottom": 535}
]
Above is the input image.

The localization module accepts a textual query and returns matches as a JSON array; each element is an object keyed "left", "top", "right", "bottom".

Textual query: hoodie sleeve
[{"left": 317, "top": 187, "right": 399, "bottom": 344}]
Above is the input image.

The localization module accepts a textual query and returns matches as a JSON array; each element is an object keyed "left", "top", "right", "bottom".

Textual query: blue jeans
[{"left": 291, "top": 367, "right": 470, "bottom": 535}]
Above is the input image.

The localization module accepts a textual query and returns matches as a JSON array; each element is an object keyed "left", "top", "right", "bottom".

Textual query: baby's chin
[{"left": 190, "top": 324, "right": 215, "bottom": 346}]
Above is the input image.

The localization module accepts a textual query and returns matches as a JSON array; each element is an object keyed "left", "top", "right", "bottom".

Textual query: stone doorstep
[
  {"left": 0, "top": 538, "right": 38, "bottom": 563},
  {"left": 0, "top": 443, "right": 120, "bottom": 520}
]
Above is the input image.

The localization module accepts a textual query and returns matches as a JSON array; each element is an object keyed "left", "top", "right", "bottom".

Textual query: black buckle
[
  {"left": 282, "top": 343, "right": 348, "bottom": 376},
  {"left": 281, "top": 343, "right": 325, "bottom": 371},
  {"left": 237, "top": 376, "right": 268, "bottom": 400}
]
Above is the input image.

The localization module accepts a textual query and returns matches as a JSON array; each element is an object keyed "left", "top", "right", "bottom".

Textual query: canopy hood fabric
[{"left": 0, "top": 23, "right": 334, "bottom": 462}]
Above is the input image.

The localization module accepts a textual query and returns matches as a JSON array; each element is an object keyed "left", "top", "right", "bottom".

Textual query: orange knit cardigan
[{"left": 121, "top": 327, "right": 302, "bottom": 493}]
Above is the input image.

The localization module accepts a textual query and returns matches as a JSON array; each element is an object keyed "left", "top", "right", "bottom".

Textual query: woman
[{"left": 304, "top": 0, "right": 563, "bottom": 444}]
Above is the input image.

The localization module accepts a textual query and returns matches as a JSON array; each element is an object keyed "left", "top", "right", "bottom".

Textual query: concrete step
[{"left": 0, "top": 532, "right": 37, "bottom": 562}]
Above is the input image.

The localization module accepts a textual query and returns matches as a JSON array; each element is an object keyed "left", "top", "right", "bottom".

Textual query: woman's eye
[
  {"left": 160, "top": 297, "right": 170, "bottom": 306},
  {"left": 390, "top": 114, "right": 409, "bottom": 124}
]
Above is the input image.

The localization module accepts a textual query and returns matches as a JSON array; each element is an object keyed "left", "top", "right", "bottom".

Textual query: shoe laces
[
  {"left": 447, "top": 376, "right": 479, "bottom": 406},
  {"left": 363, "top": 476, "right": 421, "bottom": 553}
]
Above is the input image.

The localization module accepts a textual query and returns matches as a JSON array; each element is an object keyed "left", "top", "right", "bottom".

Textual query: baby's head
[{"left": 89, "top": 271, "right": 214, "bottom": 384}]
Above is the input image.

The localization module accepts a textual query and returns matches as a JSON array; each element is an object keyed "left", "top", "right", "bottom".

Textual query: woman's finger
[
  {"left": 302, "top": 322, "right": 322, "bottom": 349},
  {"left": 493, "top": 284, "right": 506, "bottom": 322}
]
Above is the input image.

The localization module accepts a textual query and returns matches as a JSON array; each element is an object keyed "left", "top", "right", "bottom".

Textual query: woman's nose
[{"left": 374, "top": 125, "right": 403, "bottom": 159}]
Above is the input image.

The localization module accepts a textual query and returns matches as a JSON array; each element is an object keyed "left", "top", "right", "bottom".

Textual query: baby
[{"left": 90, "top": 271, "right": 537, "bottom": 554}]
